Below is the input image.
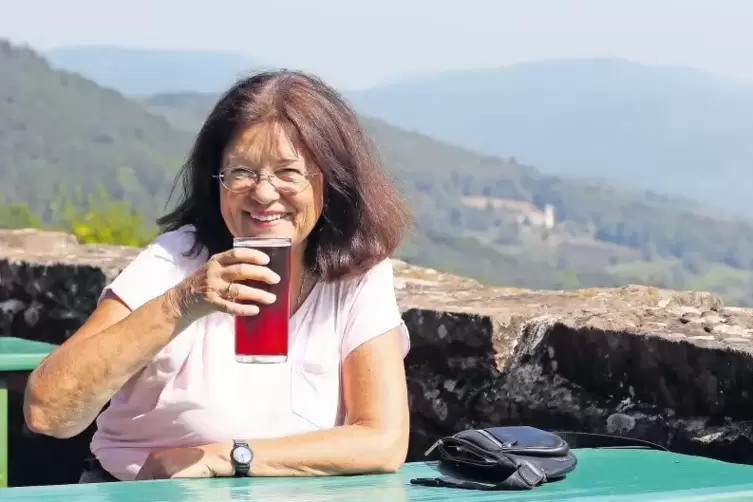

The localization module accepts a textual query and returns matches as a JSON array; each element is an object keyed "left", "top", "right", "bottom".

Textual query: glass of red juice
[{"left": 232, "top": 236, "right": 291, "bottom": 363}]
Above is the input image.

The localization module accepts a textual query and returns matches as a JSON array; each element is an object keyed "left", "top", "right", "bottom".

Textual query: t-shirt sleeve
[
  {"left": 99, "top": 229, "right": 196, "bottom": 312},
  {"left": 340, "top": 259, "right": 410, "bottom": 361}
]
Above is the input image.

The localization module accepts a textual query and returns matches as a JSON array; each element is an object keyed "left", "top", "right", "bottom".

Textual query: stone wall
[{"left": 2, "top": 229, "right": 753, "bottom": 486}]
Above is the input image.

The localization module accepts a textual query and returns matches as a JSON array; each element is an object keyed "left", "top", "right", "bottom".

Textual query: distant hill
[
  {"left": 4, "top": 39, "right": 753, "bottom": 305},
  {"left": 346, "top": 58, "right": 753, "bottom": 218},
  {"left": 0, "top": 40, "right": 194, "bottom": 219},
  {"left": 144, "top": 91, "right": 753, "bottom": 303},
  {"left": 143, "top": 92, "right": 219, "bottom": 130},
  {"left": 53, "top": 52, "right": 753, "bottom": 217},
  {"left": 45, "top": 45, "right": 261, "bottom": 95}
]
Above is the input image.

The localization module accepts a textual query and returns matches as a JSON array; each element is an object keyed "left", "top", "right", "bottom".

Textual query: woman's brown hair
[{"left": 158, "top": 69, "right": 410, "bottom": 281}]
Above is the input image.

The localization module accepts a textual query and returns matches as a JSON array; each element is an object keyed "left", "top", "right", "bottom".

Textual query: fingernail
[
  {"left": 260, "top": 253, "right": 270, "bottom": 264},
  {"left": 267, "top": 294, "right": 277, "bottom": 304},
  {"left": 271, "top": 274, "right": 281, "bottom": 283}
]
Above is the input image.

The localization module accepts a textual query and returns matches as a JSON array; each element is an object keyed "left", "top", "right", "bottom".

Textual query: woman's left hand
[{"left": 136, "top": 445, "right": 233, "bottom": 480}]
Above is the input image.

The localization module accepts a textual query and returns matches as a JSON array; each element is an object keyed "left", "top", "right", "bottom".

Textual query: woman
[{"left": 23, "top": 70, "right": 412, "bottom": 482}]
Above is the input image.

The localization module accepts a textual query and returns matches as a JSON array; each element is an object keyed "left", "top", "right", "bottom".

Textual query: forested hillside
[
  {"left": 0, "top": 40, "right": 193, "bottom": 220},
  {"left": 145, "top": 91, "right": 753, "bottom": 269},
  {"left": 48, "top": 49, "right": 753, "bottom": 217},
  {"left": 3, "top": 39, "right": 753, "bottom": 305}
]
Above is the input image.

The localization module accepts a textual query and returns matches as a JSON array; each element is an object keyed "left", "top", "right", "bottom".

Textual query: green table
[
  {"left": 0, "top": 337, "right": 58, "bottom": 488},
  {"left": 3, "top": 449, "right": 753, "bottom": 500}
]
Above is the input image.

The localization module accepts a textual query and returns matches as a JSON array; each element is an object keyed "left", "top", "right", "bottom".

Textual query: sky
[{"left": 2, "top": 0, "right": 753, "bottom": 89}]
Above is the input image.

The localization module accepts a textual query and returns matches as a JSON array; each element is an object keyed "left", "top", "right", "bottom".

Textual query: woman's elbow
[
  {"left": 372, "top": 428, "right": 409, "bottom": 473},
  {"left": 24, "top": 400, "right": 64, "bottom": 438},
  {"left": 374, "top": 456, "right": 405, "bottom": 474},
  {"left": 23, "top": 378, "right": 81, "bottom": 439},
  {"left": 24, "top": 401, "right": 84, "bottom": 439}
]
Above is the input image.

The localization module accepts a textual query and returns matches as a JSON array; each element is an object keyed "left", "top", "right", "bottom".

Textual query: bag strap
[
  {"left": 411, "top": 459, "right": 546, "bottom": 491},
  {"left": 553, "top": 431, "right": 669, "bottom": 452}
]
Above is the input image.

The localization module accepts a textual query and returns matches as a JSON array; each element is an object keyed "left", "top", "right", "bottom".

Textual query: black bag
[{"left": 410, "top": 426, "right": 668, "bottom": 491}]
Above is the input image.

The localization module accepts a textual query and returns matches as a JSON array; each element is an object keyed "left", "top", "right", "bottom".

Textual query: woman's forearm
[
  {"left": 24, "top": 289, "right": 191, "bottom": 439},
  {"left": 209, "top": 422, "right": 409, "bottom": 477},
  {"left": 207, "top": 329, "right": 411, "bottom": 478}
]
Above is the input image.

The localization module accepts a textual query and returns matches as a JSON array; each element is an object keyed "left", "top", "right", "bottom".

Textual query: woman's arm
[
  {"left": 137, "top": 327, "right": 410, "bottom": 479},
  {"left": 218, "top": 327, "right": 409, "bottom": 475},
  {"left": 24, "top": 246, "right": 278, "bottom": 439},
  {"left": 23, "top": 290, "right": 189, "bottom": 439}
]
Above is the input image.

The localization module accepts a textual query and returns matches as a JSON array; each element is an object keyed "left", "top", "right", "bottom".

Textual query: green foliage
[
  {"left": 1, "top": 186, "right": 158, "bottom": 248},
  {"left": 0, "top": 197, "right": 43, "bottom": 228},
  {"left": 47, "top": 185, "right": 158, "bottom": 247}
]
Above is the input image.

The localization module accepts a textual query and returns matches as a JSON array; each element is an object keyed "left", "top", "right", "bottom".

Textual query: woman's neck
[
  {"left": 290, "top": 242, "right": 306, "bottom": 278},
  {"left": 289, "top": 243, "right": 311, "bottom": 315}
]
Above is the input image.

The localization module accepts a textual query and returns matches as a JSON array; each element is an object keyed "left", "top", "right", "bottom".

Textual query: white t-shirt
[{"left": 89, "top": 225, "right": 410, "bottom": 481}]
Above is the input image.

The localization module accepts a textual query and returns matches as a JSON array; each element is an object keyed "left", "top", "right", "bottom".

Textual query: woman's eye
[
  {"left": 276, "top": 169, "right": 305, "bottom": 181},
  {"left": 230, "top": 169, "right": 253, "bottom": 179}
]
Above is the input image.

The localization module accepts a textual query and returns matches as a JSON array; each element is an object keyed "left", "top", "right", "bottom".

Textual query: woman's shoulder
[
  {"left": 101, "top": 225, "right": 205, "bottom": 310},
  {"left": 145, "top": 225, "right": 204, "bottom": 259},
  {"left": 128, "top": 224, "right": 209, "bottom": 274},
  {"left": 317, "top": 258, "right": 407, "bottom": 359},
  {"left": 322, "top": 258, "right": 398, "bottom": 307},
  {"left": 332, "top": 257, "right": 395, "bottom": 286}
]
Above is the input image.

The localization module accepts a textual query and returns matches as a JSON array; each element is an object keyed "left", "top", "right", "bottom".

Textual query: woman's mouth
[{"left": 245, "top": 211, "right": 290, "bottom": 227}]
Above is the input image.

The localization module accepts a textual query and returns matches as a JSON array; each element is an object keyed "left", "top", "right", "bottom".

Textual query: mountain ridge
[
  {"left": 346, "top": 57, "right": 753, "bottom": 217},
  {"left": 45, "top": 46, "right": 753, "bottom": 216},
  {"left": 46, "top": 45, "right": 261, "bottom": 95}
]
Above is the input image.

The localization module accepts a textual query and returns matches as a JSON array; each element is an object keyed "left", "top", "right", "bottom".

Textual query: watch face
[{"left": 233, "top": 447, "right": 252, "bottom": 464}]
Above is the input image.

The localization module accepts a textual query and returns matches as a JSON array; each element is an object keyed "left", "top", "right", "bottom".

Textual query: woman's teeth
[{"left": 251, "top": 214, "right": 285, "bottom": 222}]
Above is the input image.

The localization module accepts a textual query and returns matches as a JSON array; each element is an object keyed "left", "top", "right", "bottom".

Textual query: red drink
[{"left": 233, "top": 237, "right": 291, "bottom": 363}]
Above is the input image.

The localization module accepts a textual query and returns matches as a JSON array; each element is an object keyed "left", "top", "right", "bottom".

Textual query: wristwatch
[{"left": 230, "top": 440, "right": 253, "bottom": 477}]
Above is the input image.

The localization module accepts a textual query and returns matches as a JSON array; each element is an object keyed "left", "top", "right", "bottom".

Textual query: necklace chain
[{"left": 295, "top": 271, "right": 310, "bottom": 309}]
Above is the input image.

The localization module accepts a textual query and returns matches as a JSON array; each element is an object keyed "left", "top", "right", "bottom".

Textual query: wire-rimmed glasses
[{"left": 213, "top": 166, "right": 318, "bottom": 195}]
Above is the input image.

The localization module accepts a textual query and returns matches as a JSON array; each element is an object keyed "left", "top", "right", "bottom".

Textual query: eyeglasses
[{"left": 213, "top": 166, "right": 318, "bottom": 195}]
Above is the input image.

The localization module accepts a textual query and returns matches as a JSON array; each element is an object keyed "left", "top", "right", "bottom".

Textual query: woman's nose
[{"left": 248, "top": 176, "right": 280, "bottom": 204}]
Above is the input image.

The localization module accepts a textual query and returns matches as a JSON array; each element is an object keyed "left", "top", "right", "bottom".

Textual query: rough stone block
[{"left": 393, "top": 260, "right": 753, "bottom": 464}]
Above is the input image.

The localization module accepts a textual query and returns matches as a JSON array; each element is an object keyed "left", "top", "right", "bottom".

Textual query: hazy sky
[{"left": 2, "top": 0, "right": 753, "bottom": 89}]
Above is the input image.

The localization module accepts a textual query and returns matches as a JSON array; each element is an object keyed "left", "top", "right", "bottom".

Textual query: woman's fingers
[
  {"left": 176, "top": 247, "right": 283, "bottom": 319},
  {"left": 211, "top": 247, "right": 271, "bottom": 267},
  {"left": 222, "top": 263, "right": 281, "bottom": 285},
  {"left": 214, "top": 297, "right": 261, "bottom": 317},
  {"left": 220, "top": 281, "right": 277, "bottom": 306}
]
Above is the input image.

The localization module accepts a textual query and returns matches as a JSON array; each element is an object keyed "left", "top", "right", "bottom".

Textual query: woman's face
[{"left": 219, "top": 122, "right": 323, "bottom": 248}]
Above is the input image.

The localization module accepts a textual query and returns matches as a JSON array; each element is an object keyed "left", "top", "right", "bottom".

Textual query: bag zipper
[
  {"left": 424, "top": 429, "right": 518, "bottom": 457},
  {"left": 477, "top": 429, "right": 515, "bottom": 449},
  {"left": 424, "top": 439, "right": 442, "bottom": 456}
]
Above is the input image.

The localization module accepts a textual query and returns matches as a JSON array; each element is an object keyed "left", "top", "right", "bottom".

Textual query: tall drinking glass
[{"left": 232, "top": 237, "right": 291, "bottom": 363}]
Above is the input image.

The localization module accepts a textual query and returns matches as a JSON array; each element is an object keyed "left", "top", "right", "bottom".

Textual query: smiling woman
[{"left": 22, "top": 70, "right": 412, "bottom": 482}]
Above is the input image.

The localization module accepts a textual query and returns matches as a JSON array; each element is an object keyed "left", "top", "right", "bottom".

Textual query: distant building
[
  {"left": 461, "top": 196, "right": 556, "bottom": 229},
  {"left": 544, "top": 204, "right": 555, "bottom": 230}
]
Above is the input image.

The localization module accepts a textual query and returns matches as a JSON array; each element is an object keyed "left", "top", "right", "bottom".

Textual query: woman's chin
[{"left": 239, "top": 218, "right": 295, "bottom": 240}]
